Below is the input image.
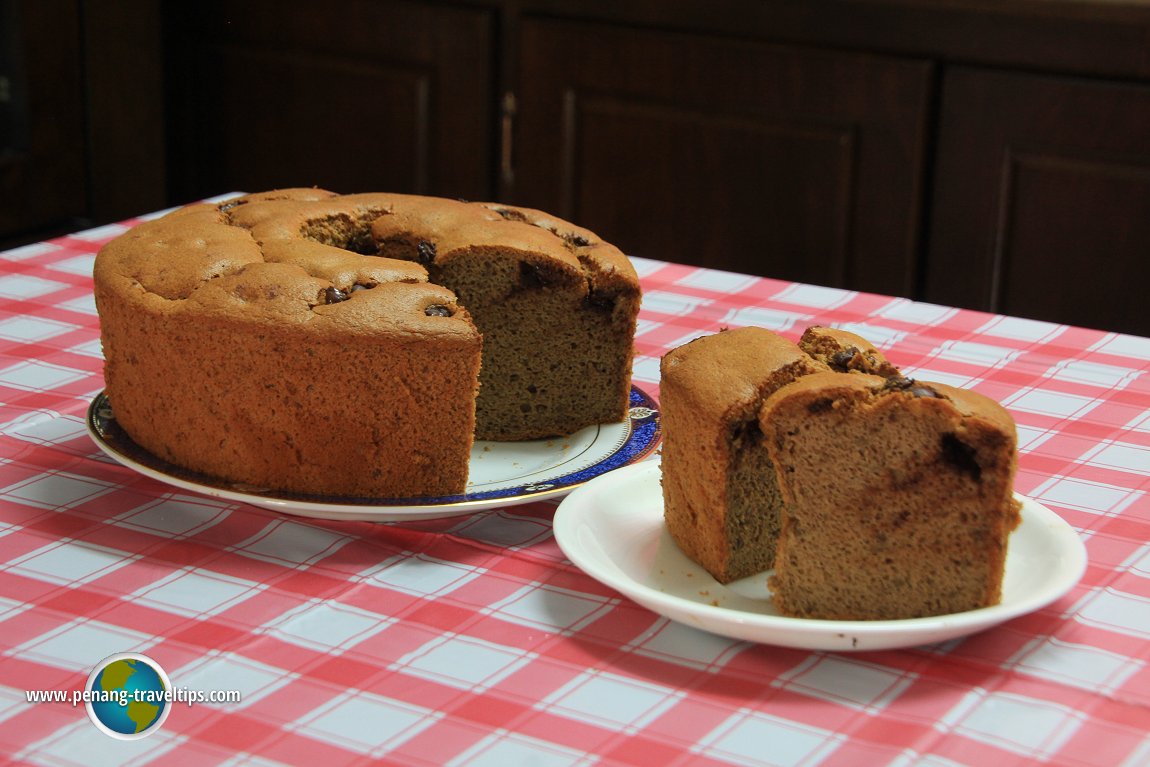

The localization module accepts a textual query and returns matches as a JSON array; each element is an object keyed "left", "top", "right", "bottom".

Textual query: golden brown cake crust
[
  {"left": 660, "top": 328, "right": 820, "bottom": 427},
  {"left": 95, "top": 189, "right": 640, "bottom": 497}
]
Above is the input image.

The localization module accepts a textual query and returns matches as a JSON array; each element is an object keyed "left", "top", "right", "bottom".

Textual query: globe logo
[{"left": 84, "top": 653, "right": 172, "bottom": 739}]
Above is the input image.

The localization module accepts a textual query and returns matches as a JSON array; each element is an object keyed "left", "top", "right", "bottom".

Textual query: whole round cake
[{"left": 93, "top": 189, "right": 641, "bottom": 498}]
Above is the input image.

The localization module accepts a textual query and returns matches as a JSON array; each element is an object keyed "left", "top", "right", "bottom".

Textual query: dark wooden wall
[
  {"left": 6, "top": 0, "right": 1150, "bottom": 335},
  {"left": 0, "top": 0, "right": 164, "bottom": 247}
]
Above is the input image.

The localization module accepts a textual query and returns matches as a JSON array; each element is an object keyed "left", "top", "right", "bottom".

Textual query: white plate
[
  {"left": 553, "top": 461, "right": 1087, "bottom": 651},
  {"left": 87, "top": 388, "right": 661, "bottom": 522}
]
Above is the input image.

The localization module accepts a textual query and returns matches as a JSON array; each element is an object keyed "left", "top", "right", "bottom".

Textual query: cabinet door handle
[{"left": 500, "top": 91, "right": 517, "bottom": 187}]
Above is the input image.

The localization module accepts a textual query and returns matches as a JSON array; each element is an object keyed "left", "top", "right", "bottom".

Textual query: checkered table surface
[{"left": 1, "top": 205, "right": 1149, "bottom": 766}]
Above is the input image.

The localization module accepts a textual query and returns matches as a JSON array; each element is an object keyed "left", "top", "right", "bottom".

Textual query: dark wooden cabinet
[
  {"left": 0, "top": 1, "right": 87, "bottom": 243},
  {"left": 164, "top": 0, "right": 496, "bottom": 204},
  {"left": 513, "top": 20, "right": 932, "bottom": 296},
  {"left": 928, "top": 67, "right": 1150, "bottom": 336},
  {"left": 0, "top": 0, "right": 164, "bottom": 250},
  {"left": 7, "top": 0, "right": 1150, "bottom": 335}
]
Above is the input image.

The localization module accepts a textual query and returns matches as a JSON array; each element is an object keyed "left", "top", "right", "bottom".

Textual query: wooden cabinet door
[
  {"left": 927, "top": 67, "right": 1150, "bottom": 336},
  {"left": 166, "top": 0, "right": 495, "bottom": 203},
  {"left": 512, "top": 19, "right": 933, "bottom": 296},
  {"left": 0, "top": 1, "right": 86, "bottom": 243}
]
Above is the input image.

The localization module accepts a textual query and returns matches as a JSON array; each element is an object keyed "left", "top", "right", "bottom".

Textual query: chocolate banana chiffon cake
[
  {"left": 94, "top": 189, "right": 641, "bottom": 498},
  {"left": 660, "top": 325, "right": 1020, "bottom": 620},
  {"left": 761, "top": 372, "right": 1021, "bottom": 620},
  {"left": 659, "top": 325, "right": 896, "bottom": 584}
]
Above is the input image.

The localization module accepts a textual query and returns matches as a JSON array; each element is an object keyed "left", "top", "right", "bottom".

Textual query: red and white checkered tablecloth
[{"left": 1, "top": 207, "right": 1149, "bottom": 766}]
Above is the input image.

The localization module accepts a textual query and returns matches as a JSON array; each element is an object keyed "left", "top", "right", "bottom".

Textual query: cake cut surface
[
  {"left": 94, "top": 189, "right": 640, "bottom": 498},
  {"left": 760, "top": 373, "right": 1022, "bottom": 620}
]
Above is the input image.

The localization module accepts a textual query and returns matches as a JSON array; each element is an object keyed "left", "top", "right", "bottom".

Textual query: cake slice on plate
[
  {"left": 659, "top": 325, "right": 895, "bottom": 584},
  {"left": 760, "top": 372, "right": 1022, "bottom": 619}
]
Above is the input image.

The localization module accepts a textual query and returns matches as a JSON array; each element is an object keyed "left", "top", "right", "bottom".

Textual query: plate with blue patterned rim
[{"left": 86, "top": 386, "right": 661, "bottom": 522}]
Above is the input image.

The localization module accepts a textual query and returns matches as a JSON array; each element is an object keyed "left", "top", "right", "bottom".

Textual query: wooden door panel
[
  {"left": 515, "top": 19, "right": 932, "bottom": 296},
  {"left": 0, "top": 0, "right": 86, "bottom": 241},
  {"left": 928, "top": 67, "right": 1150, "bottom": 335},
  {"left": 567, "top": 96, "right": 855, "bottom": 286},
  {"left": 189, "top": 46, "right": 432, "bottom": 195},
  {"left": 166, "top": 0, "right": 494, "bottom": 203},
  {"left": 1002, "top": 150, "right": 1150, "bottom": 332}
]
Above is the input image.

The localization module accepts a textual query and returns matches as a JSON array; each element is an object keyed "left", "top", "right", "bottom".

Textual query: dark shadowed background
[{"left": 4, "top": 0, "right": 1150, "bottom": 335}]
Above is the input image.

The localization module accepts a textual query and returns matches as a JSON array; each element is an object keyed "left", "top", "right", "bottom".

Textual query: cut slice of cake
[
  {"left": 759, "top": 373, "right": 1022, "bottom": 620},
  {"left": 659, "top": 325, "right": 904, "bottom": 584},
  {"left": 659, "top": 327, "right": 826, "bottom": 583}
]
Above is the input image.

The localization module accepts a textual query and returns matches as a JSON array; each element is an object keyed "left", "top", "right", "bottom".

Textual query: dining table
[{"left": 0, "top": 198, "right": 1148, "bottom": 767}]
